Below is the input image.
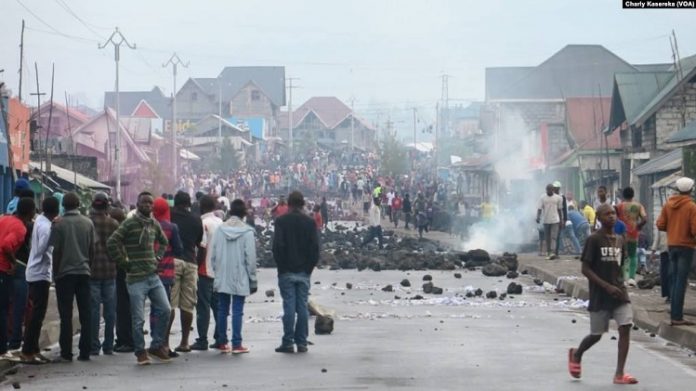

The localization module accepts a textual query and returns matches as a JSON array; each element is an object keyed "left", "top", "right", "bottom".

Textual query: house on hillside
[
  {"left": 32, "top": 101, "right": 91, "bottom": 153},
  {"left": 181, "top": 114, "right": 254, "bottom": 163},
  {"left": 484, "top": 44, "right": 669, "bottom": 201},
  {"left": 70, "top": 108, "right": 151, "bottom": 203},
  {"left": 104, "top": 86, "right": 172, "bottom": 123},
  {"left": 278, "top": 96, "right": 376, "bottom": 152},
  {"left": 607, "top": 54, "right": 696, "bottom": 242},
  {"left": 176, "top": 67, "right": 286, "bottom": 138}
]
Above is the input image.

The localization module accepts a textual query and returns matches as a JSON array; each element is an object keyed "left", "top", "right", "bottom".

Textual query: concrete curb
[{"left": 519, "top": 259, "right": 696, "bottom": 352}]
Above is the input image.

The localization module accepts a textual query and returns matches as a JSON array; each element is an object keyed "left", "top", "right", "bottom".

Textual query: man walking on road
[
  {"left": 361, "top": 198, "right": 384, "bottom": 249},
  {"left": 51, "top": 193, "right": 95, "bottom": 362},
  {"left": 568, "top": 204, "right": 637, "bottom": 385},
  {"left": 273, "top": 191, "right": 319, "bottom": 353},
  {"left": 537, "top": 184, "right": 563, "bottom": 260},
  {"left": 107, "top": 192, "right": 172, "bottom": 365},
  {"left": 616, "top": 187, "right": 647, "bottom": 286},
  {"left": 21, "top": 197, "right": 59, "bottom": 364},
  {"left": 656, "top": 177, "right": 696, "bottom": 327}
]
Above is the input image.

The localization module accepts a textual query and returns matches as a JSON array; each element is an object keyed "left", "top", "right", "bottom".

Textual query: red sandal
[
  {"left": 567, "top": 348, "right": 581, "bottom": 379},
  {"left": 613, "top": 374, "right": 638, "bottom": 384}
]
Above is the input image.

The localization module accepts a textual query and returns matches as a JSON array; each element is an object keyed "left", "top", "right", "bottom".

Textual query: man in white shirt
[
  {"left": 386, "top": 190, "right": 395, "bottom": 223},
  {"left": 536, "top": 184, "right": 563, "bottom": 260},
  {"left": 20, "top": 197, "right": 60, "bottom": 363},
  {"left": 360, "top": 198, "right": 384, "bottom": 249}
]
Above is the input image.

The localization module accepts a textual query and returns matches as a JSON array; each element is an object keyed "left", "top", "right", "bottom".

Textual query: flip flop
[
  {"left": 567, "top": 348, "right": 581, "bottom": 379},
  {"left": 613, "top": 374, "right": 638, "bottom": 384}
]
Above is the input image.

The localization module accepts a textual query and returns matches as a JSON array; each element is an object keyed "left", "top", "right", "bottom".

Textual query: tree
[{"left": 379, "top": 132, "right": 408, "bottom": 176}]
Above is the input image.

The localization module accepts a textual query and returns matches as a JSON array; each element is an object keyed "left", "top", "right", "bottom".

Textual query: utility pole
[
  {"left": 163, "top": 52, "right": 189, "bottom": 182},
  {"left": 99, "top": 27, "right": 136, "bottom": 202},
  {"left": 65, "top": 92, "right": 77, "bottom": 187},
  {"left": 218, "top": 77, "right": 222, "bottom": 155},
  {"left": 412, "top": 107, "right": 417, "bottom": 146},
  {"left": 45, "top": 63, "right": 55, "bottom": 186},
  {"left": 287, "top": 77, "right": 299, "bottom": 160},
  {"left": 30, "top": 63, "right": 46, "bottom": 193},
  {"left": 18, "top": 20, "right": 25, "bottom": 103},
  {"left": 440, "top": 74, "right": 450, "bottom": 138}
]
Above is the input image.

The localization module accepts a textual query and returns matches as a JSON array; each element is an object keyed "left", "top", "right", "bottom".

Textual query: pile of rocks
[{"left": 255, "top": 224, "right": 464, "bottom": 271}]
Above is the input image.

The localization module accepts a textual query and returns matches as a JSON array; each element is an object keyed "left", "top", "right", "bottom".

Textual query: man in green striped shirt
[{"left": 107, "top": 192, "right": 172, "bottom": 365}]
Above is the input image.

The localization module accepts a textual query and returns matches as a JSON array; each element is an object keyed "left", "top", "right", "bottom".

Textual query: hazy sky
[{"left": 2, "top": 0, "right": 696, "bottom": 133}]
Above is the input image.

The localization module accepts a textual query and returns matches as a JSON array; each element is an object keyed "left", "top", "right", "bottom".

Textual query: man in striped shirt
[{"left": 107, "top": 192, "right": 171, "bottom": 366}]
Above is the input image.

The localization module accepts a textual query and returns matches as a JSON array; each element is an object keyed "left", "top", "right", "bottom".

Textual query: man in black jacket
[{"left": 272, "top": 191, "right": 319, "bottom": 354}]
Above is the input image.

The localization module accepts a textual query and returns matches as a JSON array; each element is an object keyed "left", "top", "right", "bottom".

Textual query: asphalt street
[{"left": 2, "top": 269, "right": 695, "bottom": 390}]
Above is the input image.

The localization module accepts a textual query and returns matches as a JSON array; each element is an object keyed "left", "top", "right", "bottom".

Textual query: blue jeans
[
  {"left": 90, "top": 279, "right": 116, "bottom": 353},
  {"left": 278, "top": 272, "right": 310, "bottom": 347},
  {"left": 668, "top": 247, "right": 694, "bottom": 321},
  {"left": 216, "top": 293, "right": 246, "bottom": 347},
  {"left": 195, "top": 276, "right": 218, "bottom": 344},
  {"left": 562, "top": 225, "right": 582, "bottom": 254},
  {"left": 10, "top": 264, "right": 28, "bottom": 349},
  {"left": 126, "top": 274, "right": 171, "bottom": 355},
  {"left": 659, "top": 251, "right": 671, "bottom": 299}
]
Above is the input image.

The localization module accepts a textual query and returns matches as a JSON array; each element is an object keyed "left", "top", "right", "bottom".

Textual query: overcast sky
[{"left": 2, "top": 0, "right": 696, "bottom": 132}]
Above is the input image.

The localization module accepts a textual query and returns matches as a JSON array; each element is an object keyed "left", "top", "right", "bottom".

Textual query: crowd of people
[{"left": 0, "top": 177, "right": 320, "bottom": 365}]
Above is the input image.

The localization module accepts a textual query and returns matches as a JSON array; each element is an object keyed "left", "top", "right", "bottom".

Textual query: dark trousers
[
  {"left": 115, "top": 268, "right": 133, "bottom": 347},
  {"left": 361, "top": 226, "right": 384, "bottom": 249},
  {"left": 55, "top": 274, "right": 91, "bottom": 358},
  {"left": 659, "top": 251, "right": 671, "bottom": 299},
  {"left": 668, "top": 247, "right": 694, "bottom": 321},
  {"left": 9, "top": 264, "right": 28, "bottom": 349},
  {"left": 21, "top": 281, "right": 50, "bottom": 354},
  {"left": 195, "top": 276, "right": 218, "bottom": 344},
  {"left": 0, "top": 272, "right": 11, "bottom": 354}
]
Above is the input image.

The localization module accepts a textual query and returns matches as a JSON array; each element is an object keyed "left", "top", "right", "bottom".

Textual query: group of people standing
[{"left": 1, "top": 178, "right": 320, "bottom": 366}]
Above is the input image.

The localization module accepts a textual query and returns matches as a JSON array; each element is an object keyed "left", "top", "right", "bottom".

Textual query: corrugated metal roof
[
  {"left": 609, "top": 72, "right": 673, "bottom": 130},
  {"left": 666, "top": 120, "right": 696, "bottom": 143},
  {"left": 634, "top": 148, "right": 682, "bottom": 176},
  {"left": 651, "top": 171, "right": 682, "bottom": 189},
  {"left": 29, "top": 161, "right": 110, "bottom": 190},
  {"left": 485, "top": 45, "right": 637, "bottom": 101}
]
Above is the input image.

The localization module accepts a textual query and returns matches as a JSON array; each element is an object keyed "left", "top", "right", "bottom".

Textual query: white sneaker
[{"left": 627, "top": 279, "right": 637, "bottom": 287}]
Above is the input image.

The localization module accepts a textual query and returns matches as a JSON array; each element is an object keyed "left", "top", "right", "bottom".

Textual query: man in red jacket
[
  {"left": 0, "top": 198, "right": 36, "bottom": 358},
  {"left": 656, "top": 176, "right": 696, "bottom": 326}
]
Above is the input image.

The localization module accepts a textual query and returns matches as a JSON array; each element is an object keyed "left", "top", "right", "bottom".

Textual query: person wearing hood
[
  {"left": 4, "top": 178, "right": 30, "bottom": 215},
  {"left": 152, "top": 197, "right": 183, "bottom": 357},
  {"left": 656, "top": 177, "right": 696, "bottom": 327},
  {"left": 210, "top": 199, "right": 257, "bottom": 354}
]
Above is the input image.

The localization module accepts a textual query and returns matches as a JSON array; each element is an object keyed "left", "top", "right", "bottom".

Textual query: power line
[{"left": 53, "top": 0, "right": 108, "bottom": 40}]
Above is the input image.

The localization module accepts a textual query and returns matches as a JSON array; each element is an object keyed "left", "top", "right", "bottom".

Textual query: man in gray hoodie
[{"left": 210, "top": 199, "right": 257, "bottom": 354}]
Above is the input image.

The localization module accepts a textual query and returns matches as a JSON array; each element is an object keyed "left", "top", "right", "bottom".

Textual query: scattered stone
[
  {"left": 314, "top": 281, "right": 321, "bottom": 285},
  {"left": 632, "top": 326, "right": 639, "bottom": 331},
  {"left": 340, "top": 292, "right": 345, "bottom": 296},
  {"left": 315, "top": 315, "right": 334, "bottom": 335},
  {"left": 533, "top": 278, "right": 544, "bottom": 286},
  {"left": 400, "top": 279, "right": 411, "bottom": 287},
  {"left": 506, "top": 282, "right": 523, "bottom": 295},
  {"left": 394, "top": 295, "right": 401, "bottom": 300},
  {"left": 431, "top": 286, "right": 444, "bottom": 295},
  {"left": 498, "top": 252, "right": 519, "bottom": 271},
  {"left": 650, "top": 333, "right": 656, "bottom": 338},
  {"left": 637, "top": 276, "right": 659, "bottom": 290},
  {"left": 321, "top": 368, "right": 327, "bottom": 373},
  {"left": 571, "top": 319, "right": 577, "bottom": 324},
  {"left": 454, "top": 273, "right": 462, "bottom": 279},
  {"left": 265, "top": 289, "right": 275, "bottom": 298},
  {"left": 482, "top": 263, "right": 507, "bottom": 277},
  {"left": 611, "top": 336, "right": 617, "bottom": 340},
  {"left": 465, "top": 291, "right": 474, "bottom": 298},
  {"left": 346, "top": 283, "right": 353, "bottom": 290},
  {"left": 12, "top": 383, "right": 21, "bottom": 390},
  {"left": 422, "top": 282, "right": 434, "bottom": 294},
  {"left": 423, "top": 274, "right": 433, "bottom": 281},
  {"left": 466, "top": 249, "right": 491, "bottom": 267},
  {"left": 506, "top": 271, "right": 519, "bottom": 279},
  {"left": 498, "top": 293, "right": 507, "bottom": 300},
  {"left": 486, "top": 290, "right": 498, "bottom": 299},
  {"left": 410, "top": 295, "right": 425, "bottom": 300},
  {"left": 381, "top": 284, "right": 394, "bottom": 292},
  {"left": 474, "top": 288, "right": 483, "bottom": 297},
  {"left": 521, "top": 269, "right": 529, "bottom": 275}
]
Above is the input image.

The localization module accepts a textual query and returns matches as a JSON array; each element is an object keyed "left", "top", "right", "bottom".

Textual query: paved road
[{"left": 3, "top": 269, "right": 695, "bottom": 390}]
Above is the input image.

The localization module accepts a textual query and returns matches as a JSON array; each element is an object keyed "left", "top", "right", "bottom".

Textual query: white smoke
[{"left": 462, "top": 108, "right": 543, "bottom": 254}]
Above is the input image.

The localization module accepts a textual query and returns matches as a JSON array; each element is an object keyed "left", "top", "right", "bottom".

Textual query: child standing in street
[{"left": 567, "top": 204, "right": 638, "bottom": 385}]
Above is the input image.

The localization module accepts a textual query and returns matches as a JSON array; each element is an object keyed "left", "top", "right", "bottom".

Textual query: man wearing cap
[
  {"left": 88, "top": 192, "right": 120, "bottom": 355},
  {"left": 656, "top": 177, "right": 696, "bottom": 326},
  {"left": 5, "top": 178, "right": 31, "bottom": 215}
]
